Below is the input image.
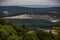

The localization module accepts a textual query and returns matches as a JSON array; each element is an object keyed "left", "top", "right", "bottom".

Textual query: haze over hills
[
  {"left": 4, "top": 14, "right": 52, "bottom": 19},
  {"left": 0, "top": 6, "right": 60, "bottom": 19}
]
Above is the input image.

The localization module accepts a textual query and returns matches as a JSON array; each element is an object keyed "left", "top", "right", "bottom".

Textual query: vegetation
[
  {"left": 8, "top": 19, "right": 60, "bottom": 29},
  {"left": 0, "top": 18, "right": 60, "bottom": 40}
]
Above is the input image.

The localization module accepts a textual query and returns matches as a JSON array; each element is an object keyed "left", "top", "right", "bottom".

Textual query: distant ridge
[
  {"left": 20, "top": 5, "right": 60, "bottom": 8},
  {"left": 0, "top": 6, "right": 60, "bottom": 18}
]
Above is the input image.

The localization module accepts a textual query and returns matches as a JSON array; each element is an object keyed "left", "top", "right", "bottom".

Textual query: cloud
[
  {"left": 0, "top": 0, "right": 60, "bottom": 6},
  {"left": 0, "top": 0, "right": 4, "bottom": 2}
]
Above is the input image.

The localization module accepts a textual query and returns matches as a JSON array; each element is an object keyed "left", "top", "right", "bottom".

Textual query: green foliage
[
  {"left": 35, "top": 30, "right": 54, "bottom": 40},
  {"left": 6, "top": 34, "right": 19, "bottom": 40},
  {"left": 21, "top": 31, "right": 39, "bottom": 40},
  {"left": 0, "top": 25, "right": 20, "bottom": 40},
  {"left": 0, "top": 19, "right": 60, "bottom": 40}
]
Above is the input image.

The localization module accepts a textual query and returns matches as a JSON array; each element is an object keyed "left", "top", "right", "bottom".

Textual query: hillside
[
  {"left": 4, "top": 14, "right": 53, "bottom": 20},
  {"left": 0, "top": 6, "right": 60, "bottom": 18}
]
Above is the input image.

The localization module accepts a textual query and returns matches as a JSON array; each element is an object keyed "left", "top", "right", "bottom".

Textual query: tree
[
  {"left": 0, "top": 24, "right": 19, "bottom": 40},
  {"left": 35, "top": 30, "right": 54, "bottom": 40},
  {"left": 52, "top": 27, "right": 60, "bottom": 40},
  {"left": 22, "top": 31, "right": 39, "bottom": 40}
]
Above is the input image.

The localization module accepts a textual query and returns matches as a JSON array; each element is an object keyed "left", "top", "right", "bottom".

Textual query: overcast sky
[{"left": 0, "top": 0, "right": 60, "bottom": 6}]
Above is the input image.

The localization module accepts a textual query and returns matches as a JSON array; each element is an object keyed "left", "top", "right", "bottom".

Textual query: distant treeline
[{"left": 7, "top": 19, "right": 60, "bottom": 30}]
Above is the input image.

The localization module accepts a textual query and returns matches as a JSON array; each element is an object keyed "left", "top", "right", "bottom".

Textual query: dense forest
[
  {"left": 0, "top": 18, "right": 60, "bottom": 40},
  {"left": 7, "top": 19, "right": 60, "bottom": 30}
]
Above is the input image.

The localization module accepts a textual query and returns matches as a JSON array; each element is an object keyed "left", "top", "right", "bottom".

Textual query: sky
[{"left": 0, "top": 0, "right": 60, "bottom": 6}]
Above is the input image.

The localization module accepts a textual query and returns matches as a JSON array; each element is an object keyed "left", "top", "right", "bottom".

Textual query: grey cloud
[{"left": 0, "top": 0, "right": 60, "bottom": 6}]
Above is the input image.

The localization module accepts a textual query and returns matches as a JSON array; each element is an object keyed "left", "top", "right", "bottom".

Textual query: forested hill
[{"left": 0, "top": 6, "right": 60, "bottom": 17}]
